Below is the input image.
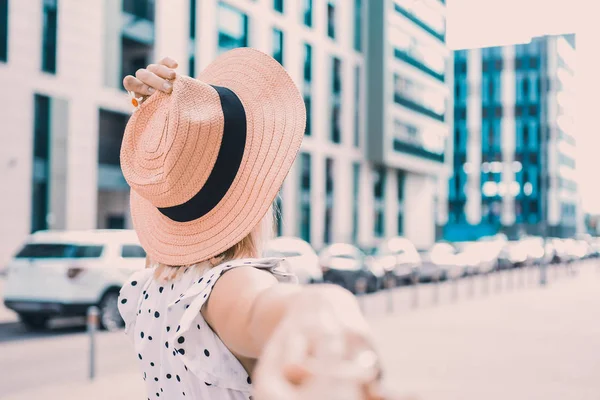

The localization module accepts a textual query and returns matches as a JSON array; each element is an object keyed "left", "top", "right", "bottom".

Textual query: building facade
[
  {"left": 0, "top": 0, "right": 451, "bottom": 264},
  {"left": 447, "top": 34, "right": 578, "bottom": 241}
]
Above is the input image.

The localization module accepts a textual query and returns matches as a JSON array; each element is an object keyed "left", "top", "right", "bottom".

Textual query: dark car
[
  {"left": 319, "top": 244, "right": 380, "bottom": 294},
  {"left": 371, "top": 237, "right": 421, "bottom": 285}
]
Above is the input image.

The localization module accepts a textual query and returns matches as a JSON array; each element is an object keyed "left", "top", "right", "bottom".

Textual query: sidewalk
[
  {"left": 3, "top": 263, "right": 599, "bottom": 400},
  {"left": 3, "top": 371, "right": 145, "bottom": 400}
]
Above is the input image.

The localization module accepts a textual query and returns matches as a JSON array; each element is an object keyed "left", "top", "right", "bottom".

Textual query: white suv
[{"left": 3, "top": 230, "right": 146, "bottom": 330}]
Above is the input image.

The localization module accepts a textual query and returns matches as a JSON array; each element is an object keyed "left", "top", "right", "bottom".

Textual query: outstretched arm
[{"left": 203, "top": 266, "right": 383, "bottom": 399}]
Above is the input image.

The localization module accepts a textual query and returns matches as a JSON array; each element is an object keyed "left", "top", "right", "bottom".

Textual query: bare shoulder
[{"left": 203, "top": 266, "right": 278, "bottom": 325}]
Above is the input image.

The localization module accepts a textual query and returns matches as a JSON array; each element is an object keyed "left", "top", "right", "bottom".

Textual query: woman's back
[{"left": 118, "top": 258, "right": 292, "bottom": 399}]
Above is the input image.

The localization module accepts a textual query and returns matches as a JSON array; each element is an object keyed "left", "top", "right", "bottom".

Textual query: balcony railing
[
  {"left": 394, "top": 49, "right": 445, "bottom": 82},
  {"left": 393, "top": 139, "right": 445, "bottom": 163},
  {"left": 394, "top": 94, "right": 445, "bottom": 122},
  {"left": 394, "top": 4, "right": 445, "bottom": 43}
]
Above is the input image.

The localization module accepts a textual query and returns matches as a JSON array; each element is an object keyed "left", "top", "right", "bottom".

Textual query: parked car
[
  {"left": 454, "top": 241, "right": 501, "bottom": 275},
  {"left": 497, "top": 240, "right": 530, "bottom": 268},
  {"left": 372, "top": 237, "right": 421, "bottom": 285},
  {"left": 319, "top": 244, "right": 380, "bottom": 293},
  {"left": 3, "top": 230, "right": 146, "bottom": 331},
  {"left": 519, "top": 237, "right": 550, "bottom": 265},
  {"left": 263, "top": 237, "right": 322, "bottom": 284},
  {"left": 416, "top": 243, "right": 459, "bottom": 281}
]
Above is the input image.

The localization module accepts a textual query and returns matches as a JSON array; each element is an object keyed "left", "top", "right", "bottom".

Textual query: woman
[{"left": 118, "top": 49, "right": 389, "bottom": 400}]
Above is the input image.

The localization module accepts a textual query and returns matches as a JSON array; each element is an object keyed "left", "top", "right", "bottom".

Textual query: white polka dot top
[{"left": 118, "top": 258, "right": 295, "bottom": 400}]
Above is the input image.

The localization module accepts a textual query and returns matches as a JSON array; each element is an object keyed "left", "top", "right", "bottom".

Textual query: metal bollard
[
  {"left": 355, "top": 278, "right": 368, "bottom": 314},
  {"left": 384, "top": 276, "right": 395, "bottom": 313},
  {"left": 468, "top": 273, "right": 475, "bottom": 298},
  {"left": 496, "top": 269, "right": 503, "bottom": 292},
  {"left": 519, "top": 265, "right": 526, "bottom": 288},
  {"left": 451, "top": 276, "right": 459, "bottom": 302},
  {"left": 507, "top": 267, "right": 514, "bottom": 291},
  {"left": 432, "top": 271, "right": 440, "bottom": 304},
  {"left": 87, "top": 306, "right": 100, "bottom": 380},
  {"left": 411, "top": 270, "right": 419, "bottom": 309},
  {"left": 539, "top": 262, "right": 548, "bottom": 286},
  {"left": 482, "top": 272, "right": 489, "bottom": 295}
]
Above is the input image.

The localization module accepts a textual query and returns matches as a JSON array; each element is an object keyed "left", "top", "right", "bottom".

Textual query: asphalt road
[{"left": 0, "top": 262, "right": 597, "bottom": 400}]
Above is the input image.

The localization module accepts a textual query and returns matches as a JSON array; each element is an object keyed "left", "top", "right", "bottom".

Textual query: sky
[{"left": 445, "top": 0, "right": 599, "bottom": 213}]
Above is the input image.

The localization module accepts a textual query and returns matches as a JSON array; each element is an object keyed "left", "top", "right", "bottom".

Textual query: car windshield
[
  {"left": 121, "top": 245, "right": 146, "bottom": 258},
  {"left": 332, "top": 254, "right": 357, "bottom": 260},
  {"left": 15, "top": 243, "right": 104, "bottom": 259},
  {"left": 264, "top": 249, "right": 302, "bottom": 257}
]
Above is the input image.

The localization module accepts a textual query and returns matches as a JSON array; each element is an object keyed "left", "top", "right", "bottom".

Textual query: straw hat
[{"left": 120, "top": 48, "right": 306, "bottom": 266}]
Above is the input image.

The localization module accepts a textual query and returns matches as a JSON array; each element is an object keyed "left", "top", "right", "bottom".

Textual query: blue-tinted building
[{"left": 447, "top": 34, "right": 579, "bottom": 241}]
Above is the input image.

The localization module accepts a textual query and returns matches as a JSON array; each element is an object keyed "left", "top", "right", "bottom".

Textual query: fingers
[
  {"left": 282, "top": 363, "right": 312, "bottom": 386},
  {"left": 147, "top": 63, "right": 177, "bottom": 80},
  {"left": 158, "top": 56, "right": 178, "bottom": 69},
  {"left": 122, "top": 57, "right": 178, "bottom": 96},
  {"left": 135, "top": 68, "right": 173, "bottom": 93},
  {"left": 122, "top": 75, "right": 155, "bottom": 97}
]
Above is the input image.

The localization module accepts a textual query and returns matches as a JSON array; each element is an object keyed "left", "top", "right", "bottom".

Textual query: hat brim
[{"left": 130, "top": 48, "right": 306, "bottom": 266}]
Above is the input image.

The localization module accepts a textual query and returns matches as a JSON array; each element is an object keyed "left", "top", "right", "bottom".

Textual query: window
[
  {"left": 304, "top": 94, "right": 312, "bottom": 137},
  {"left": 494, "top": 106, "right": 503, "bottom": 118},
  {"left": 523, "top": 124, "right": 529, "bottom": 146},
  {"left": 528, "top": 201, "right": 538, "bottom": 215},
  {"left": 324, "top": 158, "right": 334, "bottom": 244},
  {"left": 274, "top": 0, "right": 284, "bottom": 13},
  {"left": 218, "top": 3, "right": 248, "bottom": 53},
  {"left": 16, "top": 244, "right": 71, "bottom": 259},
  {"left": 121, "top": 37, "right": 153, "bottom": 84},
  {"left": 373, "top": 167, "right": 386, "bottom": 238},
  {"left": 42, "top": 0, "right": 59, "bottom": 73},
  {"left": 123, "top": 0, "right": 155, "bottom": 21},
  {"left": 32, "top": 94, "right": 51, "bottom": 233},
  {"left": 272, "top": 28, "right": 284, "bottom": 65},
  {"left": 107, "top": 215, "right": 125, "bottom": 229},
  {"left": 120, "top": 0, "right": 155, "bottom": 86},
  {"left": 454, "top": 128, "right": 460, "bottom": 149},
  {"left": 353, "top": 0, "right": 362, "bottom": 51},
  {"left": 331, "top": 57, "right": 342, "bottom": 143},
  {"left": 299, "top": 153, "right": 311, "bottom": 242},
  {"left": 327, "top": 0, "right": 336, "bottom": 39},
  {"left": 16, "top": 244, "right": 103, "bottom": 259},
  {"left": 523, "top": 77, "right": 529, "bottom": 97},
  {"left": 302, "top": 44, "right": 312, "bottom": 135},
  {"left": 393, "top": 28, "right": 446, "bottom": 80},
  {"left": 98, "top": 109, "right": 129, "bottom": 166},
  {"left": 394, "top": 73, "right": 447, "bottom": 118},
  {"left": 74, "top": 245, "right": 104, "bottom": 258},
  {"left": 529, "top": 153, "right": 538, "bottom": 164},
  {"left": 354, "top": 65, "right": 361, "bottom": 147},
  {"left": 397, "top": 171, "right": 405, "bottom": 235},
  {"left": 352, "top": 163, "right": 360, "bottom": 243},
  {"left": 0, "top": 0, "right": 8, "bottom": 62},
  {"left": 303, "top": 0, "right": 312, "bottom": 27},
  {"left": 332, "top": 57, "right": 342, "bottom": 94},
  {"left": 122, "top": 245, "right": 147, "bottom": 258},
  {"left": 528, "top": 105, "right": 538, "bottom": 116},
  {"left": 275, "top": 192, "right": 283, "bottom": 236},
  {"left": 304, "top": 43, "right": 312, "bottom": 83},
  {"left": 189, "top": 0, "right": 197, "bottom": 75}
]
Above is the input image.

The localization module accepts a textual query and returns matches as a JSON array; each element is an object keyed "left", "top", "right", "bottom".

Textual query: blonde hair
[{"left": 150, "top": 203, "right": 278, "bottom": 281}]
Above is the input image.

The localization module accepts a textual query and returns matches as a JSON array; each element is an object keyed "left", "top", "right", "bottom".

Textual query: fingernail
[
  {"left": 163, "top": 82, "right": 172, "bottom": 91},
  {"left": 148, "top": 87, "right": 155, "bottom": 94}
]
